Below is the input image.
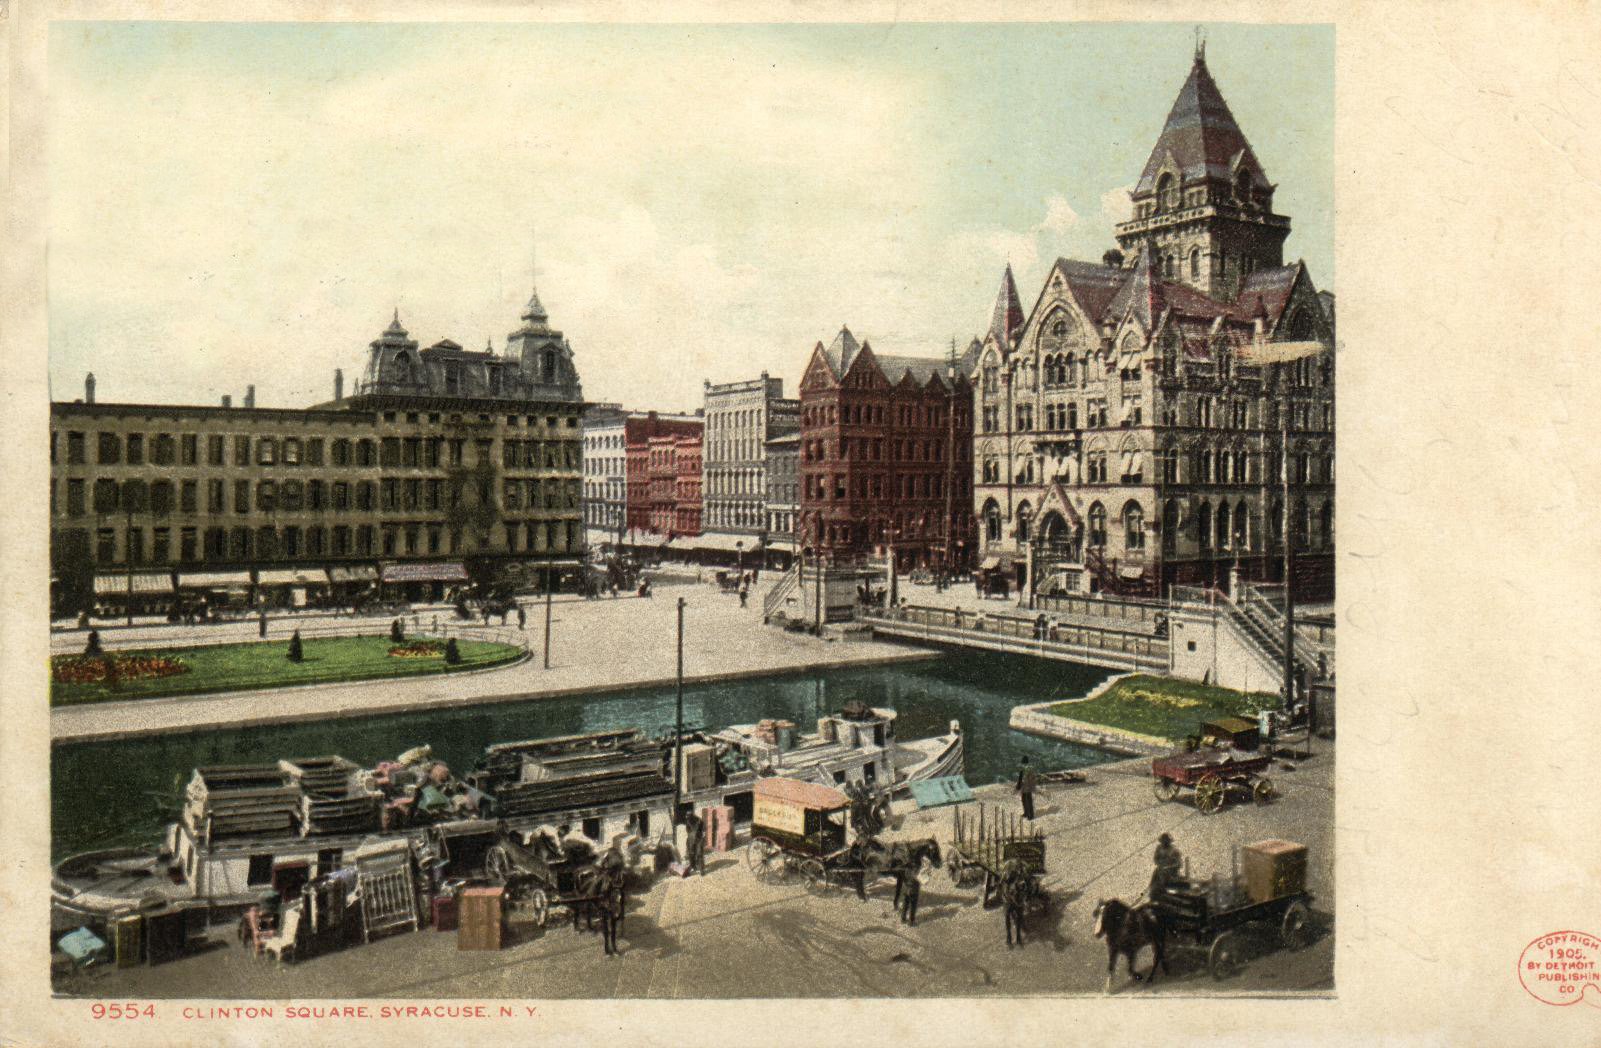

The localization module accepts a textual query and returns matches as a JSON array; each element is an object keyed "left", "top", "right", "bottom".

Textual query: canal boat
[{"left": 52, "top": 708, "right": 962, "bottom": 925}]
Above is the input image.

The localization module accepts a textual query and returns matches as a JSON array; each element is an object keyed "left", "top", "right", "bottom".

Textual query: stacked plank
[
  {"left": 282, "top": 757, "right": 381, "bottom": 837},
  {"left": 493, "top": 768, "right": 671, "bottom": 819},
  {"left": 183, "top": 765, "right": 300, "bottom": 841}
]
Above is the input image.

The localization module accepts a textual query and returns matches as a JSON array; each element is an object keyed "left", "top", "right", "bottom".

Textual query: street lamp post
[
  {"left": 543, "top": 572, "right": 553, "bottom": 670},
  {"left": 673, "top": 596, "right": 686, "bottom": 821}
]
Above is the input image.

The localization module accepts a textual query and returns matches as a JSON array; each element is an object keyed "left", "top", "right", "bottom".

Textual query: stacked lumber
[
  {"left": 183, "top": 765, "right": 299, "bottom": 840},
  {"left": 282, "top": 757, "right": 381, "bottom": 836},
  {"left": 493, "top": 769, "right": 671, "bottom": 818}
]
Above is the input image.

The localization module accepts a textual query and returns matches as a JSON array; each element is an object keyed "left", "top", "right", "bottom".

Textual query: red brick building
[
  {"left": 623, "top": 412, "right": 700, "bottom": 535},
  {"left": 674, "top": 435, "right": 702, "bottom": 538},
  {"left": 797, "top": 328, "right": 978, "bottom": 571}
]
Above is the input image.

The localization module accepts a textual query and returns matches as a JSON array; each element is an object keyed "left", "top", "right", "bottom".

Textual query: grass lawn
[
  {"left": 1048, "top": 674, "right": 1279, "bottom": 743},
  {"left": 50, "top": 634, "right": 525, "bottom": 706}
]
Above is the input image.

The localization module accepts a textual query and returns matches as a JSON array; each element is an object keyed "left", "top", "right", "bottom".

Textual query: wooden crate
[
  {"left": 1241, "top": 839, "right": 1308, "bottom": 903},
  {"left": 457, "top": 887, "right": 503, "bottom": 951},
  {"left": 112, "top": 914, "right": 143, "bottom": 968}
]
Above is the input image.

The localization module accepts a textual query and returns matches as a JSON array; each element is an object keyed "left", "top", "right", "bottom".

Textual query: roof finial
[{"left": 1195, "top": 25, "right": 1206, "bottom": 63}]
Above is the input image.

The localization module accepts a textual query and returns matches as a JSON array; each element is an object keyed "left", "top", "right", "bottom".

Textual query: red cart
[{"left": 1151, "top": 747, "right": 1275, "bottom": 815}]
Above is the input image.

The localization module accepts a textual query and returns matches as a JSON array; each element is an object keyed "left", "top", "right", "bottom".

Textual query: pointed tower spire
[
  {"left": 989, "top": 264, "right": 1024, "bottom": 347},
  {"left": 385, "top": 308, "right": 407, "bottom": 337}
]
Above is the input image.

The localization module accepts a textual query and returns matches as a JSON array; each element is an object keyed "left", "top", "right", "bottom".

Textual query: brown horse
[
  {"left": 572, "top": 858, "right": 627, "bottom": 955},
  {"left": 1091, "top": 898, "right": 1169, "bottom": 992}
]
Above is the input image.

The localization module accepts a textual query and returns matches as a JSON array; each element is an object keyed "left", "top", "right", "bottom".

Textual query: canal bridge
[{"left": 857, "top": 603, "right": 1170, "bottom": 673}]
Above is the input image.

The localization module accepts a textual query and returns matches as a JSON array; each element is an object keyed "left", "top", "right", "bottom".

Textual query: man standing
[
  {"left": 899, "top": 856, "right": 927, "bottom": 927},
  {"left": 517, "top": 604, "right": 527, "bottom": 630},
  {"left": 739, "top": 583, "right": 749, "bottom": 608},
  {"left": 683, "top": 809, "right": 706, "bottom": 876},
  {"left": 1014, "top": 756, "right": 1037, "bottom": 821}
]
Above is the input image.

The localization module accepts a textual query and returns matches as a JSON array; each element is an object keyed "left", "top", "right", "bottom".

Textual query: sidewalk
[
  {"left": 50, "top": 576, "right": 934, "bottom": 743},
  {"left": 61, "top": 745, "right": 1334, "bottom": 999}
]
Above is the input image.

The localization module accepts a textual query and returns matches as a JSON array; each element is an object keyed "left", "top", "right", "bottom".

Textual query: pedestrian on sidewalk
[
  {"left": 257, "top": 610, "right": 267, "bottom": 639},
  {"left": 517, "top": 605, "right": 526, "bottom": 630},
  {"left": 683, "top": 810, "right": 706, "bottom": 876},
  {"left": 739, "top": 584, "right": 749, "bottom": 609},
  {"left": 1015, "top": 756, "right": 1037, "bottom": 821}
]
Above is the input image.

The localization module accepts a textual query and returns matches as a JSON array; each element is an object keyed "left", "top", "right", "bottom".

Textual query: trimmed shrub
[
  {"left": 444, "top": 638, "right": 462, "bottom": 664},
  {"left": 84, "top": 630, "right": 102, "bottom": 655},
  {"left": 287, "top": 630, "right": 304, "bottom": 663},
  {"left": 390, "top": 618, "right": 405, "bottom": 644}
]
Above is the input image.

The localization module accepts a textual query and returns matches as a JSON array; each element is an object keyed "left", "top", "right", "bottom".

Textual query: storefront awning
[
  {"left": 95, "top": 572, "right": 174, "bottom": 595},
  {"left": 766, "top": 538, "right": 796, "bottom": 552},
  {"left": 256, "top": 568, "right": 325, "bottom": 586},
  {"left": 1118, "top": 564, "right": 1147, "bottom": 580},
  {"left": 685, "top": 532, "right": 763, "bottom": 553},
  {"left": 177, "top": 570, "right": 253, "bottom": 588},
  {"left": 380, "top": 561, "right": 469, "bottom": 584},
  {"left": 327, "top": 565, "right": 378, "bottom": 583}
]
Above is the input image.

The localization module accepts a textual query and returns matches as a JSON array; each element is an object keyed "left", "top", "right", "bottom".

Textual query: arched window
[
  {"left": 542, "top": 349, "right": 557, "bottom": 383},
  {"left": 1164, "top": 255, "right": 1175, "bottom": 279},
  {"left": 1196, "top": 501, "right": 1212, "bottom": 549},
  {"left": 1216, "top": 501, "right": 1231, "bottom": 550},
  {"left": 1017, "top": 502, "right": 1033, "bottom": 544},
  {"left": 1189, "top": 247, "right": 1201, "bottom": 280},
  {"left": 1123, "top": 501, "right": 1144, "bottom": 550},
  {"left": 1320, "top": 501, "right": 1334, "bottom": 548},
  {"left": 1235, "top": 169, "right": 1253, "bottom": 205},
  {"left": 1234, "top": 499, "right": 1250, "bottom": 549},
  {"left": 1088, "top": 502, "right": 1107, "bottom": 547},
  {"left": 1156, "top": 173, "right": 1177, "bottom": 212},
  {"left": 1162, "top": 499, "right": 1179, "bottom": 554},
  {"left": 393, "top": 351, "right": 412, "bottom": 383},
  {"left": 983, "top": 499, "right": 1002, "bottom": 544}
]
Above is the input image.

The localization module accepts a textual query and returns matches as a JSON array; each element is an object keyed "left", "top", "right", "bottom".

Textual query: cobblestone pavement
[{"left": 60, "top": 750, "right": 1333, "bottom": 999}]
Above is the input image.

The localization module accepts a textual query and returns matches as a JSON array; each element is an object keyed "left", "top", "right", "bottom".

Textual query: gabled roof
[
  {"left": 1104, "top": 250, "right": 1159, "bottom": 330},
  {"left": 874, "top": 353, "right": 947, "bottom": 388},
  {"left": 1134, "top": 53, "right": 1272, "bottom": 196},
  {"left": 1053, "top": 259, "right": 1128, "bottom": 324},
  {"left": 1236, "top": 262, "right": 1303, "bottom": 328},
  {"left": 822, "top": 326, "right": 860, "bottom": 376}
]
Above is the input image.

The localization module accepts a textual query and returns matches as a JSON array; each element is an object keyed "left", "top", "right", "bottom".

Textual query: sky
[{"left": 47, "top": 21, "right": 1333, "bottom": 414}]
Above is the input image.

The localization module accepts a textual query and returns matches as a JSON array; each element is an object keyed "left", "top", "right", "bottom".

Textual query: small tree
[
  {"left": 390, "top": 618, "right": 405, "bottom": 644},
  {"left": 444, "top": 638, "right": 461, "bottom": 664},
  {"left": 84, "top": 630, "right": 102, "bottom": 656},
  {"left": 287, "top": 629, "right": 304, "bottom": 663}
]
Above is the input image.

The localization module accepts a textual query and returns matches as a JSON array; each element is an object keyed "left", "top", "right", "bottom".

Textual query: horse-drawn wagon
[
  {"left": 1150, "top": 838, "right": 1313, "bottom": 979},
  {"left": 472, "top": 822, "right": 626, "bottom": 933},
  {"left": 946, "top": 803, "right": 1047, "bottom": 911},
  {"left": 745, "top": 778, "right": 853, "bottom": 886},
  {"left": 1150, "top": 746, "right": 1275, "bottom": 815}
]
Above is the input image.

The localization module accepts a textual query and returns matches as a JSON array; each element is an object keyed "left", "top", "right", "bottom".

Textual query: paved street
[
  {"left": 50, "top": 575, "right": 929, "bottom": 742},
  {"left": 61, "top": 751, "right": 1333, "bottom": 999}
]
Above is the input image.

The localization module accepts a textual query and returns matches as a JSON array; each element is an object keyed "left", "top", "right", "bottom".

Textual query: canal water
[{"left": 51, "top": 651, "right": 1114, "bottom": 859}]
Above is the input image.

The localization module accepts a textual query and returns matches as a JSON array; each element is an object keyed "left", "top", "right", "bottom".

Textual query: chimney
[
  {"left": 84, "top": 373, "right": 96, "bottom": 404},
  {"left": 222, "top": 394, "right": 232, "bottom": 409},
  {"left": 334, "top": 368, "right": 344, "bottom": 402},
  {"left": 245, "top": 385, "right": 256, "bottom": 409}
]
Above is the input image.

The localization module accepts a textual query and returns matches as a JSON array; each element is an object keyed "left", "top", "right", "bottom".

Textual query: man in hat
[
  {"left": 1150, "top": 832, "right": 1183, "bottom": 898},
  {"left": 1014, "top": 756, "right": 1038, "bottom": 821}
]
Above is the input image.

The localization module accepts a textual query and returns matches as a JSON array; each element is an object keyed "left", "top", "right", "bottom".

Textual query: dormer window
[
  {"left": 445, "top": 361, "right": 460, "bottom": 394},
  {"left": 542, "top": 349, "right": 556, "bottom": 383},
  {"left": 1234, "top": 169, "right": 1253, "bottom": 206},
  {"left": 1156, "top": 173, "right": 1178, "bottom": 213}
]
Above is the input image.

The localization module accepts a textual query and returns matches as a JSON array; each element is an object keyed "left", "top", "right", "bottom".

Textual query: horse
[
  {"left": 572, "top": 858, "right": 627, "bottom": 955},
  {"left": 1091, "top": 898, "right": 1169, "bottom": 992},
  {"left": 1000, "top": 860, "right": 1034, "bottom": 948}
]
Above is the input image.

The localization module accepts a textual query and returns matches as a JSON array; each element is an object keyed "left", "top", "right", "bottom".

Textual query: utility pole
[
  {"left": 674, "top": 596, "right": 686, "bottom": 821},
  {"left": 1279, "top": 376, "right": 1297, "bottom": 725},
  {"left": 945, "top": 337, "right": 958, "bottom": 589},
  {"left": 543, "top": 570, "right": 554, "bottom": 669}
]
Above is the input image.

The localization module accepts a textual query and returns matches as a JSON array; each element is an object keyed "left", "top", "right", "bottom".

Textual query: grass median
[
  {"left": 50, "top": 634, "right": 526, "bottom": 706},
  {"left": 1048, "top": 673, "right": 1278, "bottom": 743}
]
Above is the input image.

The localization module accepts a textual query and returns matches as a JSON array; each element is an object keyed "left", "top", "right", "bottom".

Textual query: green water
[{"left": 50, "top": 651, "right": 1114, "bottom": 860}]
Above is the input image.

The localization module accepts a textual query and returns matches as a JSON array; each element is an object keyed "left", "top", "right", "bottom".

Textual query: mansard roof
[{"left": 1134, "top": 53, "right": 1273, "bottom": 197}]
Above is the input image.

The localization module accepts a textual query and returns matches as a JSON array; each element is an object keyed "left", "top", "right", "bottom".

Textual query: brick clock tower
[{"left": 1114, "top": 45, "right": 1291, "bottom": 301}]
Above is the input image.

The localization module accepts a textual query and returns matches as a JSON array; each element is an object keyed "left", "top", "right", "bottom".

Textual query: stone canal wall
[{"left": 1008, "top": 672, "right": 1171, "bottom": 757}]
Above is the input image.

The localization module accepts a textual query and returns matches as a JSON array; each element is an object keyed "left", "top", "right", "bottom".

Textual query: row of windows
[
  {"left": 802, "top": 472, "right": 968, "bottom": 502},
  {"left": 54, "top": 429, "right": 583, "bottom": 472},
  {"left": 801, "top": 402, "right": 959, "bottom": 430},
  {"left": 802, "top": 437, "right": 962, "bottom": 464}
]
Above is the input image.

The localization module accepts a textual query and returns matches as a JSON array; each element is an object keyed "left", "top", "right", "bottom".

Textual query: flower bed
[
  {"left": 387, "top": 641, "right": 445, "bottom": 659},
  {"left": 51, "top": 653, "right": 190, "bottom": 685}
]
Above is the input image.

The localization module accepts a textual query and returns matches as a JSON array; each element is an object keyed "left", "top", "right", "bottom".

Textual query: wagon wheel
[
  {"left": 526, "top": 887, "right": 550, "bottom": 929},
  {"left": 953, "top": 861, "right": 984, "bottom": 889},
  {"left": 1194, "top": 774, "right": 1226, "bottom": 815},
  {"left": 1153, "top": 778, "right": 1181, "bottom": 803},
  {"left": 746, "top": 837, "right": 783, "bottom": 880},
  {"left": 1281, "top": 899, "right": 1310, "bottom": 950},
  {"left": 800, "top": 859, "right": 833, "bottom": 896},
  {"left": 1208, "top": 931, "right": 1241, "bottom": 980},
  {"left": 1252, "top": 777, "right": 1276, "bottom": 805},
  {"left": 484, "top": 845, "right": 513, "bottom": 884}
]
